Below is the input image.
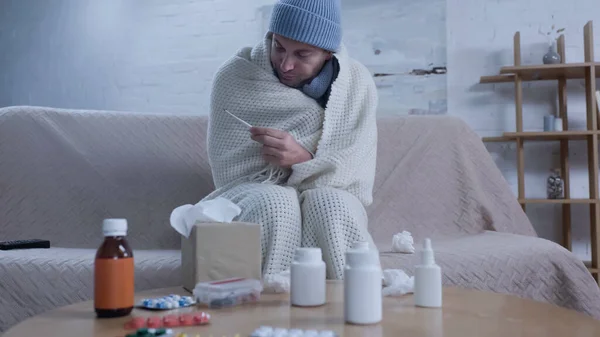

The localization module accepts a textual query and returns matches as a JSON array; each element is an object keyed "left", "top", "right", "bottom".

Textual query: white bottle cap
[
  {"left": 294, "top": 247, "right": 322, "bottom": 263},
  {"left": 345, "top": 248, "right": 379, "bottom": 267},
  {"left": 351, "top": 241, "right": 369, "bottom": 250},
  {"left": 102, "top": 218, "right": 128, "bottom": 236}
]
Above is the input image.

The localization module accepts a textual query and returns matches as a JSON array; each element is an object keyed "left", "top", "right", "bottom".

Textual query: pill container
[
  {"left": 344, "top": 247, "right": 382, "bottom": 324},
  {"left": 291, "top": 247, "right": 326, "bottom": 307},
  {"left": 192, "top": 278, "right": 263, "bottom": 308}
]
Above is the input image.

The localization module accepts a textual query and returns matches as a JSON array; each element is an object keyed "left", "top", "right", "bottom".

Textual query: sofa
[{"left": 1, "top": 105, "right": 599, "bottom": 332}]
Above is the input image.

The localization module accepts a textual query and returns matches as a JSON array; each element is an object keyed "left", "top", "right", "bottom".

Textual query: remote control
[{"left": 0, "top": 239, "right": 50, "bottom": 250}]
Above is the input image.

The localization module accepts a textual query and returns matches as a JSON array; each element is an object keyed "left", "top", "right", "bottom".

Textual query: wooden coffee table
[{"left": 3, "top": 281, "right": 600, "bottom": 337}]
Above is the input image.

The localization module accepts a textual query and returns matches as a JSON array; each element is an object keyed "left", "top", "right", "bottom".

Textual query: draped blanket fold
[{"left": 206, "top": 34, "right": 378, "bottom": 206}]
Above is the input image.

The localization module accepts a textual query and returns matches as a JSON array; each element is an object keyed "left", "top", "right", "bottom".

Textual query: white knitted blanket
[{"left": 207, "top": 34, "right": 378, "bottom": 206}]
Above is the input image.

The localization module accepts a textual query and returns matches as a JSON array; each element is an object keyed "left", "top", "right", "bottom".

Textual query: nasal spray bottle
[{"left": 414, "top": 238, "right": 442, "bottom": 308}]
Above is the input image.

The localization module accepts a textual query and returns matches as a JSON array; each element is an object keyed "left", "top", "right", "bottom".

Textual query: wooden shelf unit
[{"left": 480, "top": 21, "right": 599, "bottom": 283}]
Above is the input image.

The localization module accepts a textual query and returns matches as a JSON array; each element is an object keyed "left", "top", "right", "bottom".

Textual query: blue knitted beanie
[{"left": 268, "top": 0, "right": 342, "bottom": 52}]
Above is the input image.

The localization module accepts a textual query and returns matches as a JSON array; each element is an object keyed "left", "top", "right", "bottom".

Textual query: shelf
[
  {"left": 503, "top": 131, "right": 598, "bottom": 141},
  {"left": 479, "top": 74, "right": 515, "bottom": 83},
  {"left": 483, "top": 132, "right": 599, "bottom": 142},
  {"left": 481, "top": 21, "right": 599, "bottom": 284},
  {"left": 499, "top": 62, "right": 600, "bottom": 81},
  {"left": 482, "top": 136, "right": 515, "bottom": 142},
  {"left": 519, "top": 199, "right": 599, "bottom": 204},
  {"left": 480, "top": 62, "right": 599, "bottom": 83}
]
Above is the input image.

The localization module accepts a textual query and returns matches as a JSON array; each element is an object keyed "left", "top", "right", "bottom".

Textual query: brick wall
[
  {"left": 447, "top": 0, "right": 600, "bottom": 260},
  {"left": 0, "top": 0, "right": 275, "bottom": 112},
  {"left": 0, "top": 0, "right": 446, "bottom": 115}
]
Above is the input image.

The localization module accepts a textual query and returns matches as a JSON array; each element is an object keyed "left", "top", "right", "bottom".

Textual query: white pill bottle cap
[
  {"left": 102, "top": 219, "right": 128, "bottom": 236},
  {"left": 345, "top": 247, "right": 379, "bottom": 267},
  {"left": 294, "top": 247, "right": 323, "bottom": 263}
]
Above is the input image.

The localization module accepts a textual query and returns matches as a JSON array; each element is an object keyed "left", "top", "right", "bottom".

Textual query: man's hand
[{"left": 250, "top": 127, "right": 312, "bottom": 168}]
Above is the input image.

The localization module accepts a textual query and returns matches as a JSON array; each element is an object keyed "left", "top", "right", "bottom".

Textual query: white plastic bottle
[
  {"left": 344, "top": 247, "right": 382, "bottom": 324},
  {"left": 414, "top": 238, "right": 442, "bottom": 308},
  {"left": 290, "top": 247, "right": 326, "bottom": 307}
]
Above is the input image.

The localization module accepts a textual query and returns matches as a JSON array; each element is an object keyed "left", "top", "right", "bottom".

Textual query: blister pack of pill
[
  {"left": 124, "top": 312, "right": 210, "bottom": 330},
  {"left": 138, "top": 294, "right": 196, "bottom": 310},
  {"left": 250, "top": 326, "right": 337, "bottom": 337},
  {"left": 124, "top": 327, "right": 174, "bottom": 337}
]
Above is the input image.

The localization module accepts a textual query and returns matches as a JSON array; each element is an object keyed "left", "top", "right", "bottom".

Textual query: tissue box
[{"left": 181, "top": 221, "right": 262, "bottom": 292}]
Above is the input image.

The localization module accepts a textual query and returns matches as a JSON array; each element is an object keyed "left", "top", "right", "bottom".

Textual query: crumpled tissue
[
  {"left": 382, "top": 269, "right": 414, "bottom": 296},
  {"left": 391, "top": 230, "right": 415, "bottom": 253},
  {"left": 262, "top": 269, "right": 291, "bottom": 293},
  {"left": 170, "top": 197, "right": 242, "bottom": 238}
]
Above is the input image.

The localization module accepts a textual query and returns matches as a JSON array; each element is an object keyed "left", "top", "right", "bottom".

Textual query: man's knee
[
  {"left": 300, "top": 187, "right": 366, "bottom": 221},
  {"left": 237, "top": 184, "right": 301, "bottom": 221},
  {"left": 301, "top": 187, "right": 373, "bottom": 247}
]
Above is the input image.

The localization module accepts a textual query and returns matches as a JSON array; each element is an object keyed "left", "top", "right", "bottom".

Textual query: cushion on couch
[{"left": 0, "top": 248, "right": 180, "bottom": 330}]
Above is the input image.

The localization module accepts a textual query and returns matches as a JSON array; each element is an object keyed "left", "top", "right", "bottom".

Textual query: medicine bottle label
[{"left": 94, "top": 257, "right": 134, "bottom": 309}]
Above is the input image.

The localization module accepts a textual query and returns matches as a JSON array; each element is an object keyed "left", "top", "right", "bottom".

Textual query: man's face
[{"left": 270, "top": 34, "right": 332, "bottom": 88}]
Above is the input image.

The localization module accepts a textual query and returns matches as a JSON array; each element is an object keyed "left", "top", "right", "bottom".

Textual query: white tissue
[
  {"left": 262, "top": 269, "right": 291, "bottom": 293},
  {"left": 169, "top": 197, "right": 242, "bottom": 238},
  {"left": 382, "top": 269, "right": 414, "bottom": 296},
  {"left": 391, "top": 230, "right": 415, "bottom": 253}
]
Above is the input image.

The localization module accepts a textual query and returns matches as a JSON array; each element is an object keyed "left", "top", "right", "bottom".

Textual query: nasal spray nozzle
[
  {"left": 414, "top": 238, "right": 442, "bottom": 308},
  {"left": 421, "top": 238, "right": 435, "bottom": 265}
]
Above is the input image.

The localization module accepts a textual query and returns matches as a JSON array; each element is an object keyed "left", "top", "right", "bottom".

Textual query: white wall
[
  {"left": 447, "top": 0, "right": 600, "bottom": 260},
  {"left": 0, "top": 0, "right": 275, "bottom": 112},
  {"left": 340, "top": 0, "right": 447, "bottom": 116},
  {"left": 0, "top": 0, "right": 446, "bottom": 115}
]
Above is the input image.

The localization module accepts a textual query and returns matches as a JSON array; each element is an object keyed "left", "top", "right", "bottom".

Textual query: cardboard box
[{"left": 181, "top": 221, "right": 262, "bottom": 292}]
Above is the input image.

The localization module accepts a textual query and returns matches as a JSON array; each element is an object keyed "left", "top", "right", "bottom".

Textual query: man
[{"left": 204, "top": 0, "right": 378, "bottom": 279}]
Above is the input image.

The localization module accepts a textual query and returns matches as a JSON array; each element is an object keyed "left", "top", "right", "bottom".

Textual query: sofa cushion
[
  {"left": 377, "top": 231, "right": 600, "bottom": 319},
  {"left": 0, "top": 248, "right": 180, "bottom": 332},
  {"left": 0, "top": 106, "right": 214, "bottom": 250}
]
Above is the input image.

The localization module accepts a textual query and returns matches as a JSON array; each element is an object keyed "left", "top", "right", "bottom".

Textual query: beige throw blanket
[{"left": 206, "top": 33, "right": 378, "bottom": 206}]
